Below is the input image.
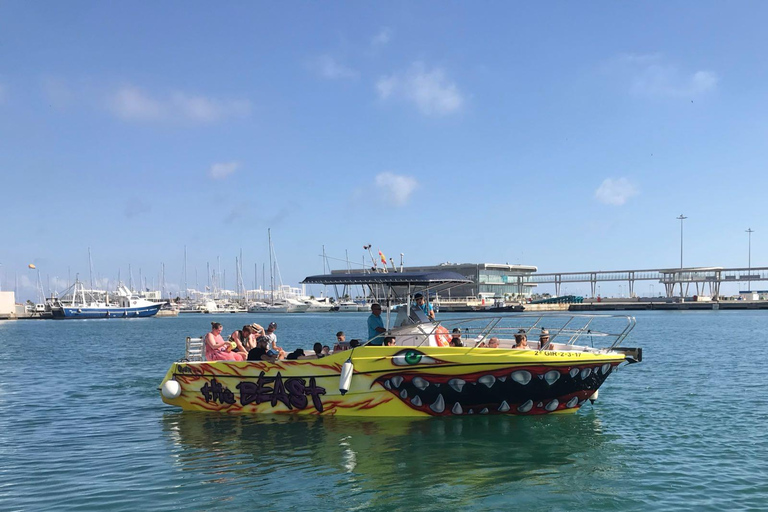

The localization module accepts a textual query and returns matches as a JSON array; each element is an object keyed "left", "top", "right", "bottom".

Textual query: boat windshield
[{"left": 365, "top": 313, "right": 636, "bottom": 351}]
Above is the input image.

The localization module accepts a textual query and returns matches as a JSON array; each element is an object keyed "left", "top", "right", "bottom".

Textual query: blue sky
[{"left": 1, "top": 2, "right": 767, "bottom": 299}]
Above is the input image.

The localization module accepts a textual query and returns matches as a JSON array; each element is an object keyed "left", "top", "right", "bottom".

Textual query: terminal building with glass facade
[{"left": 399, "top": 263, "right": 538, "bottom": 299}]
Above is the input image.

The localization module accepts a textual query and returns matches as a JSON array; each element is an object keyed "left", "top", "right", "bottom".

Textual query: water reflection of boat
[
  {"left": 159, "top": 271, "right": 641, "bottom": 417},
  {"left": 160, "top": 411, "right": 614, "bottom": 505}
]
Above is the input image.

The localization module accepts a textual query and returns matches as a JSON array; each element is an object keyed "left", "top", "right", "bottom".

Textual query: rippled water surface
[{"left": 2, "top": 311, "right": 768, "bottom": 511}]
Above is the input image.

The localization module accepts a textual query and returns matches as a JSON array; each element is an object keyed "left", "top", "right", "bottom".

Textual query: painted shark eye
[{"left": 392, "top": 349, "right": 437, "bottom": 366}]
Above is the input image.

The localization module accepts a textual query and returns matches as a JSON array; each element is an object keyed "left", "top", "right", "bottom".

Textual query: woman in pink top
[{"left": 205, "top": 322, "right": 245, "bottom": 361}]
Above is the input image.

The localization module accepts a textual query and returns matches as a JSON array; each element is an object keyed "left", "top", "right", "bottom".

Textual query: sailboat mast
[
  {"left": 184, "top": 245, "right": 188, "bottom": 299},
  {"left": 268, "top": 228, "right": 274, "bottom": 305},
  {"left": 88, "top": 247, "right": 94, "bottom": 291}
]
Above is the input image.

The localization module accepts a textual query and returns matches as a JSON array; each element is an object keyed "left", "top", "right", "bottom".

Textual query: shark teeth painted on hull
[
  {"left": 430, "top": 394, "right": 445, "bottom": 413},
  {"left": 511, "top": 370, "right": 532, "bottom": 385},
  {"left": 518, "top": 400, "right": 533, "bottom": 413},
  {"left": 448, "top": 378, "right": 465, "bottom": 393},
  {"left": 478, "top": 375, "right": 496, "bottom": 388},
  {"left": 412, "top": 376, "right": 429, "bottom": 390}
]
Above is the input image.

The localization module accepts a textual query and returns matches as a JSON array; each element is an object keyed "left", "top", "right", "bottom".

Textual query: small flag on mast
[{"left": 379, "top": 250, "right": 387, "bottom": 265}]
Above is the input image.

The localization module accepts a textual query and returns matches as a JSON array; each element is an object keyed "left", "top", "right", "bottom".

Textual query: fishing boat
[
  {"left": 51, "top": 278, "right": 162, "bottom": 319},
  {"left": 159, "top": 271, "right": 642, "bottom": 416}
]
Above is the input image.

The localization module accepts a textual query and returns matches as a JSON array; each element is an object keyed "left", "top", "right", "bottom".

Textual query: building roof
[{"left": 302, "top": 271, "right": 472, "bottom": 286}]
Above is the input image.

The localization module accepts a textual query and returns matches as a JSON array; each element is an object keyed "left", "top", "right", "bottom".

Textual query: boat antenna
[{"left": 363, "top": 244, "right": 376, "bottom": 271}]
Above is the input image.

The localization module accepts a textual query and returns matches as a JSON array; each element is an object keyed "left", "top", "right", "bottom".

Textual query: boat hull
[
  {"left": 52, "top": 303, "right": 163, "bottom": 318},
  {"left": 159, "top": 347, "right": 625, "bottom": 417}
]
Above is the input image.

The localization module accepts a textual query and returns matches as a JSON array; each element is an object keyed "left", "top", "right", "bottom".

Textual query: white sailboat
[{"left": 259, "top": 229, "right": 309, "bottom": 313}]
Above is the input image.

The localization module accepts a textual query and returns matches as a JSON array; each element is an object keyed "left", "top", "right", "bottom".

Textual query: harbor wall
[{"left": 0, "top": 291, "right": 15, "bottom": 318}]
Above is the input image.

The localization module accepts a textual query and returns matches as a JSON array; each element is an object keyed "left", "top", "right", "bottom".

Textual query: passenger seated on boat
[
  {"left": 321, "top": 345, "right": 331, "bottom": 356},
  {"left": 250, "top": 323, "right": 265, "bottom": 340},
  {"left": 313, "top": 342, "right": 324, "bottom": 358},
  {"left": 384, "top": 336, "right": 396, "bottom": 346},
  {"left": 334, "top": 341, "right": 351, "bottom": 352},
  {"left": 229, "top": 325, "right": 252, "bottom": 354},
  {"left": 247, "top": 336, "right": 278, "bottom": 362},
  {"left": 349, "top": 339, "right": 361, "bottom": 348},
  {"left": 539, "top": 329, "right": 551, "bottom": 350},
  {"left": 286, "top": 348, "right": 305, "bottom": 360},
  {"left": 513, "top": 330, "right": 528, "bottom": 349},
  {"left": 205, "top": 322, "right": 245, "bottom": 361},
  {"left": 487, "top": 337, "right": 500, "bottom": 348},
  {"left": 449, "top": 328, "right": 464, "bottom": 347},
  {"left": 264, "top": 322, "right": 286, "bottom": 359}
]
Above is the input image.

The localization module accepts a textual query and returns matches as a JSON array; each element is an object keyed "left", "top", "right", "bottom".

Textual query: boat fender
[
  {"left": 589, "top": 390, "right": 599, "bottom": 404},
  {"left": 161, "top": 380, "right": 182, "bottom": 399},
  {"left": 339, "top": 358, "right": 354, "bottom": 395},
  {"left": 435, "top": 325, "right": 451, "bottom": 347}
]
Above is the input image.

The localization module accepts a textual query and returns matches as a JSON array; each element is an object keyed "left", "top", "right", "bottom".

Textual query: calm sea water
[{"left": 2, "top": 311, "right": 768, "bottom": 511}]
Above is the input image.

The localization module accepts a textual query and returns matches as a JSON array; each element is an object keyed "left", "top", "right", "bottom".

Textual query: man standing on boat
[
  {"left": 413, "top": 293, "right": 435, "bottom": 321},
  {"left": 367, "top": 304, "right": 387, "bottom": 343}
]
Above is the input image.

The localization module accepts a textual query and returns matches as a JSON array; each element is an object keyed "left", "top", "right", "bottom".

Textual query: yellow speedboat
[{"left": 159, "top": 271, "right": 641, "bottom": 417}]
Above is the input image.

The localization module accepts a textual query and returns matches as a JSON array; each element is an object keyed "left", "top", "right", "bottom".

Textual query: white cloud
[
  {"left": 170, "top": 92, "right": 251, "bottom": 122},
  {"left": 313, "top": 55, "right": 358, "bottom": 80},
  {"left": 372, "top": 27, "right": 392, "bottom": 47},
  {"left": 376, "top": 62, "right": 464, "bottom": 116},
  {"left": 109, "top": 86, "right": 164, "bottom": 120},
  {"left": 375, "top": 172, "right": 419, "bottom": 206},
  {"left": 613, "top": 53, "right": 718, "bottom": 97},
  {"left": 594, "top": 178, "right": 639, "bottom": 206},
  {"left": 208, "top": 161, "right": 240, "bottom": 180},
  {"left": 107, "top": 85, "right": 251, "bottom": 123},
  {"left": 41, "top": 78, "right": 76, "bottom": 108}
]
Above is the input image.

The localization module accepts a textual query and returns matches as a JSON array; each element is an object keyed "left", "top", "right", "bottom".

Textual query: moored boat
[
  {"left": 159, "top": 271, "right": 641, "bottom": 416},
  {"left": 51, "top": 279, "right": 162, "bottom": 319}
]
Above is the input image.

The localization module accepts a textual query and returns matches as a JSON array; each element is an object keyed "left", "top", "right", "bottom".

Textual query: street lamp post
[
  {"left": 677, "top": 214, "right": 688, "bottom": 298},
  {"left": 747, "top": 228, "right": 754, "bottom": 292},
  {"left": 677, "top": 214, "right": 687, "bottom": 268}
]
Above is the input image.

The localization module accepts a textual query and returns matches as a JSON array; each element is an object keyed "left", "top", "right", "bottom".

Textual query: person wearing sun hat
[
  {"left": 539, "top": 329, "right": 551, "bottom": 350},
  {"left": 250, "top": 323, "right": 265, "bottom": 337},
  {"left": 242, "top": 323, "right": 264, "bottom": 351}
]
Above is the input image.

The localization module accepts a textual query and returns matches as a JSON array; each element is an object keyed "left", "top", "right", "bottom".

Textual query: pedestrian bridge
[{"left": 528, "top": 267, "right": 768, "bottom": 297}]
